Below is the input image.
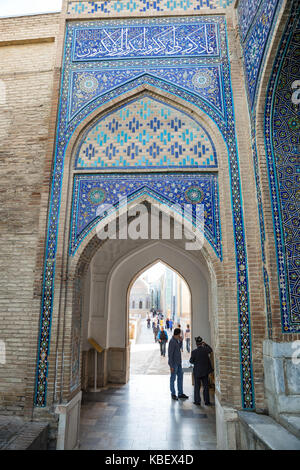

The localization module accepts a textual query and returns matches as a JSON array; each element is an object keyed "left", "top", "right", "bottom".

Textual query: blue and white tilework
[
  {"left": 265, "top": 4, "right": 300, "bottom": 333},
  {"left": 35, "top": 15, "right": 255, "bottom": 409},
  {"left": 75, "top": 96, "right": 218, "bottom": 169},
  {"left": 238, "top": 0, "right": 284, "bottom": 339},
  {"left": 69, "top": 65, "right": 225, "bottom": 122},
  {"left": 68, "top": 0, "right": 235, "bottom": 15},
  {"left": 237, "top": 0, "right": 262, "bottom": 43},
  {"left": 72, "top": 22, "right": 220, "bottom": 61},
  {"left": 238, "top": 0, "right": 282, "bottom": 110},
  {"left": 70, "top": 173, "right": 222, "bottom": 257},
  {"left": 251, "top": 131, "right": 273, "bottom": 338}
]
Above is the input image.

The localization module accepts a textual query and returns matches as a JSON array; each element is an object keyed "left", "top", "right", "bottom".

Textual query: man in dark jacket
[
  {"left": 189, "top": 336, "right": 213, "bottom": 406},
  {"left": 168, "top": 328, "right": 189, "bottom": 401}
]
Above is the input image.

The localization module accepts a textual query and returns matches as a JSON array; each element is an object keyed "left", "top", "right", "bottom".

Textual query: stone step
[
  {"left": 238, "top": 411, "right": 300, "bottom": 451},
  {"left": 278, "top": 414, "right": 300, "bottom": 440},
  {"left": 0, "top": 417, "right": 49, "bottom": 450}
]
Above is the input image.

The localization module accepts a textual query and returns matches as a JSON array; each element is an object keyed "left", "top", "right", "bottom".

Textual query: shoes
[
  {"left": 193, "top": 402, "right": 201, "bottom": 406},
  {"left": 205, "top": 402, "right": 214, "bottom": 406},
  {"left": 171, "top": 394, "right": 178, "bottom": 401},
  {"left": 178, "top": 394, "right": 189, "bottom": 399}
]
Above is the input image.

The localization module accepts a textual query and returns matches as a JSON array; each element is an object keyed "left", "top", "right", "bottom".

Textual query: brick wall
[{"left": 0, "top": 14, "right": 60, "bottom": 414}]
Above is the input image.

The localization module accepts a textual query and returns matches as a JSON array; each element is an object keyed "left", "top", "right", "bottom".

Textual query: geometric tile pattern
[
  {"left": 251, "top": 134, "right": 273, "bottom": 338},
  {"left": 70, "top": 278, "right": 82, "bottom": 392},
  {"left": 239, "top": 0, "right": 282, "bottom": 109},
  {"left": 68, "top": 0, "right": 235, "bottom": 16},
  {"left": 70, "top": 173, "right": 222, "bottom": 258},
  {"left": 75, "top": 97, "right": 218, "bottom": 169},
  {"left": 238, "top": 0, "right": 283, "bottom": 338},
  {"left": 265, "top": 5, "right": 300, "bottom": 332},
  {"left": 35, "top": 16, "right": 255, "bottom": 409},
  {"left": 237, "top": 0, "right": 263, "bottom": 43},
  {"left": 69, "top": 65, "right": 224, "bottom": 122}
]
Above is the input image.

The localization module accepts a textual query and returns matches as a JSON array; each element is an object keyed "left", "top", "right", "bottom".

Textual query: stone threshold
[
  {"left": 238, "top": 411, "right": 300, "bottom": 451},
  {"left": 278, "top": 414, "right": 300, "bottom": 440},
  {"left": 0, "top": 416, "right": 48, "bottom": 450}
]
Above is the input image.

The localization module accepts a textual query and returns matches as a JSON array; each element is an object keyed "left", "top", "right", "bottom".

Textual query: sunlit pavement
[{"left": 130, "top": 321, "right": 192, "bottom": 375}]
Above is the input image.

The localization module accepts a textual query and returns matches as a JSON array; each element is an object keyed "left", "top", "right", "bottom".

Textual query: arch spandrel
[
  {"left": 67, "top": 89, "right": 225, "bottom": 261},
  {"left": 69, "top": 176, "right": 222, "bottom": 259}
]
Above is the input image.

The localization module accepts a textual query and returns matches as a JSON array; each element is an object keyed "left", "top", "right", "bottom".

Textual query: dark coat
[{"left": 189, "top": 343, "right": 213, "bottom": 378}]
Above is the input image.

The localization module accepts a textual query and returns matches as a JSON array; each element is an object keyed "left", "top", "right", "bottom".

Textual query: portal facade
[{"left": 0, "top": 0, "right": 299, "bottom": 450}]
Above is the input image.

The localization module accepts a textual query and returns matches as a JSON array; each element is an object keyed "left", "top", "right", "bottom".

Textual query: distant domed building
[{"left": 129, "top": 277, "right": 151, "bottom": 317}]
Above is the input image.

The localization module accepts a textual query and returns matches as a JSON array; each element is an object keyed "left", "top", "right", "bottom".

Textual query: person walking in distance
[
  {"left": 185, "top": 324, "right": 191, "bottom": 353},
  {"left": 189, "top": 336, "right": 213, "bottom": 406},
  {"left": 153, "top": 321, "right": 159, "bottom": 343},
  {"left": 168, "top": 328, "right": 189, "bottom": 401},
  {"left": 177, "top": 324, "right": 183, "bottom": 352},
  {"left": 157, "top": 326, "right": 168, "bottom": 357}
]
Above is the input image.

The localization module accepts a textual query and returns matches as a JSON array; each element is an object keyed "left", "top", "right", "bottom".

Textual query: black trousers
[{"left": 194, "top": 374, "right": 210, "bottom": 404}]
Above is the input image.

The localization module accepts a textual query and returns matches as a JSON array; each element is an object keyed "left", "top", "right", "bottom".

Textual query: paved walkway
[
  {"left": 79, "top": 322, "right": 216, "bottom": 450},
  {"left": 79, "top": 376, "right": 216, "bottom": 450},
  {"left": 130, "top": 321, "right": 191, "bottom": 375}
]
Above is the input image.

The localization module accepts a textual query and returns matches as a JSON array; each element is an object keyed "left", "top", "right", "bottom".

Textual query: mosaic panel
[
  {"left": 265, "top": 6, "right": 300, "bottom": 332},
  {"left": 251, "top": 132, "right": 273, "bottom": 338},
  {"left": 72, "top": 22, "right": 219, "bottom": 61},
  {"left": 75, "top": 97, "right": 218, "bottom": 169},
  {"left": 70, "top": 278, "right": 82, "bottom": 392},
  {"left": 238, "top": 0, "right": 284, "bottom": 337},
  {"left": 237, "top": 0, "right": 262, "bottom": 43},
  {"left": 67, "top": 17, "right": 226, "bottom": 124},
  {"left": 68, "top": 0, "right": 235, "bottom": 15},
  {"left": 69, "top": 65, "right": 225, "bottom": 122},
  {"left": 35, "top": 16, "right": 255, "bottom": 409},
  {"left": 70, "top": 173, "right": 222, "bottom": 257},
  {"left": 239, "top": 0, "right": 281, "bottom": 109}
]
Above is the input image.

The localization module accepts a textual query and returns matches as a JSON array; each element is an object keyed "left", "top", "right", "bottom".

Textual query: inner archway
[
  {"left": 129, "top": 261, "right": 193, "bottom": 376},
  {"left": 76, "top": 218, "right": 218, "bottom": 449}
]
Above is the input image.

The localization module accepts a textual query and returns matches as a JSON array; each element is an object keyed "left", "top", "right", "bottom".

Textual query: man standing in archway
[{"left": 168, "top": 328, "right": 189, "bottom": 401}]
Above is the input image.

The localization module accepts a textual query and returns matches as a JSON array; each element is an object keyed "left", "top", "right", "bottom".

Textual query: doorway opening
[
  {"left": 78, "top": 237, "right": 217, "bottom": 450},
  {"left": 129, "top": 261, "right": 192, "bottom": 376}
]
